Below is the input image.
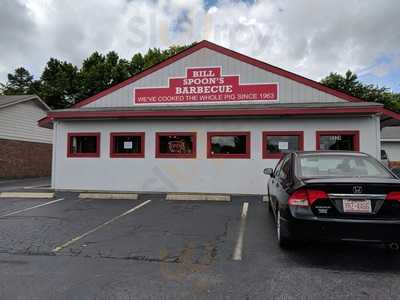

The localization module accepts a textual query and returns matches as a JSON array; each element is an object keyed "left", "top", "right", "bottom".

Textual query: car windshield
[{"left": 298, "top": 154, "right": 392, "bottom": 178}]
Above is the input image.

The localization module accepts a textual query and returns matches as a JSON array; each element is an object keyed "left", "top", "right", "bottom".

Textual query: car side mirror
[{"left": 263, "top": 168, "right": 274, "bottom": 177}]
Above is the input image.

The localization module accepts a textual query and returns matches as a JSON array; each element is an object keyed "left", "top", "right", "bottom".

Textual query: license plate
[{"left": 342, "top": 199, "right": 372, "bottom": 213}]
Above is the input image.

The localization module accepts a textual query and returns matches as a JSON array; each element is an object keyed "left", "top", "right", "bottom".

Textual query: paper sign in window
[
  {"left": 278, "top": 141, "right": 289, "bottom": 150},
  {"left": 124, "top": 141, "right": 133, "bottom": 149}
]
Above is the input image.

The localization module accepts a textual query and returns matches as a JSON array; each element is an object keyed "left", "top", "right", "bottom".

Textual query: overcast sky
[{"left": 1, "top": 0, "right": 399, "bottom": 91}]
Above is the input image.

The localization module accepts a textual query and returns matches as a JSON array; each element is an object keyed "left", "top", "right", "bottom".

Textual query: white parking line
[
  {"left": 52, "top": 199, "right": 152, "bottom": 253},
  {"left": 232, "top": 202, "right": 249, "bottom": 261},
  {"left": 0, "top": 198, "right": 65, "bottom": 218},
  {"left": 22, "top": 185, "right": 51, "bottom": 189}
]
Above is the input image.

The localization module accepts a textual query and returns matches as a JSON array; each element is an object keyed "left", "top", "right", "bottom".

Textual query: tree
[
  {"left": 0, "top": 67, "right": 38, "bottom": 95},
  {"left": 39, "top": 58, "right": 79, "bottom": 109},
  {"left": 77, "top": 51, "right": 131, "bottom": 101},
  {"left": 321, "top": 70, "right": 400, "bottom": 112},
  {"left": 0, "top": 43, "right": 194, "bottom": 108},
  {"left": 129, "top": 53, "right": 145, "bottom": 76},
  {"left": 75, "top": 44, "right": 193, "bottom": 103}
]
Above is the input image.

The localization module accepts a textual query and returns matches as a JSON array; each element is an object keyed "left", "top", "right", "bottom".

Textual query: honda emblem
[{"left": 353, "top": 186, "right": 363, "bottom": 194}]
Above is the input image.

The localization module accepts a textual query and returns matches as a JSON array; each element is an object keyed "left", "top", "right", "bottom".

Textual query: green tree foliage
[
  {"left": 77, "top": 51, "right": 131, "bottom": 100},
  {"left": 129, "top": 53, "right": 145, "bottom": 76},
  {"left": 321, "top": 70, "right": 400, "bottom": 112},
  {"left": 40, "top": 58, "right": 79, "bottom": 109},
  {"left": 0, "top": 67, "right": 38, "bottom": 95},
  {"left": 0, "top": 42, "right": 191, "bottom": 108}
]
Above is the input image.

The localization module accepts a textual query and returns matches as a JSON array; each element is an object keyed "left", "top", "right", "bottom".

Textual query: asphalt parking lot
[{"left": 0, "top": 184, "right": 400, "bottom": 299}]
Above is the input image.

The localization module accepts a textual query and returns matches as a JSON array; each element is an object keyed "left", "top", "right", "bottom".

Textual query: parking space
[
  {"left": 62, "top": 199, "right": 244, "bottom": 264},
  {"left": 0, "top": 197, "right": 51, "bottom": 216},
  {"left": 0, "top": 192, "right": 264, "bottom": 264},
  {"left": 1, "top": 191, "right": 400, "bottom": 299},
  {"left": 0, "top": 194, "right": 148, "bottom": 255},
  {"left": 0, "top": 192, "right": 399, "bottom": 265}
]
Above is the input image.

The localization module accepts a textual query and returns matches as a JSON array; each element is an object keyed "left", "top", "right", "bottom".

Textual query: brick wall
[{"left": 0, "top": 139, "right": 52, "bottom": 179}]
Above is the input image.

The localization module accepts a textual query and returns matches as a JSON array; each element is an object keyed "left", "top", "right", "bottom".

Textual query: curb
[
  {"left": 166, "top": 194, "right": 231, "bottom": 202},
  {"left": 0, "top": 192, "right": 54, "bottom": 199},
  {"left": 79, "top": 193, "right": 138, "bottom": 200}
]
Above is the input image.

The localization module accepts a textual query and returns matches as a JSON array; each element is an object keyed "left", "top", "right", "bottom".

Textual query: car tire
[{"left": 276, "top": 209, "right": 294, "bottom": 248}]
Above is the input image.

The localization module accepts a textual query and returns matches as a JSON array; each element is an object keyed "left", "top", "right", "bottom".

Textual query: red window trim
[
  {"left": 207, "top": 131, "right": 251, "bottom": 159},
  {"left": 262, "top": 131, "right": 304, "bottom": 159},
  {"left": 110, "top": 132, "right": 145, "bottom": 158},
  {"left": 155, "top": 132, "right": 197, "bottom": 159},
  {"left": 67, "top": 132, "right": 100, "bottom": 158},
  {"left": 316, "top": 130, "right": 360, "bottom": 151}
]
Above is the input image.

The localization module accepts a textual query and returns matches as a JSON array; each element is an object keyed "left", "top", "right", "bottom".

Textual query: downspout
[
  {"left": 375, "top": 114, "right": 381, "bottom": 159},
  {"left": 51, "top": 121, "right": 57, "bottom": 189}
]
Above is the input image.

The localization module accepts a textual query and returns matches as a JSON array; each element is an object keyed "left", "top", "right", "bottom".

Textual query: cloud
[{"left": 1, "top": 0, "right": 400, "bottom": 89}]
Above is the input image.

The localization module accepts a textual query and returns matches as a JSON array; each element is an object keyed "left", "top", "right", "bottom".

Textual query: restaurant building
[{"left": 39, "top": 41, "right": 400, "bottom": 195}]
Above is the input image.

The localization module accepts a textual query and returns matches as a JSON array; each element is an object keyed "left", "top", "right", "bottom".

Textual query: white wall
[
  {"left": 53, "top": 116, "right": 378, "bottom": 194},
  {"left": 381, "top": 141, "right": 400, "bottom": 161},
  {"left": 0, "top": 101, "right": 52, "bottom": 144}
]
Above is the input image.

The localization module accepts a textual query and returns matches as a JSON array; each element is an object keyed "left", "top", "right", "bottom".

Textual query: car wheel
[{"left": 276, "top": 209, "right": 293, "bottom": 248}]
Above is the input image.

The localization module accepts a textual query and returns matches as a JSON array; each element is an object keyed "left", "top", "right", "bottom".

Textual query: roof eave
[
  {"left": 38, "top": 106, "right": 392, "bottom": 128},
  {"left": 0, "top": 95, "right": 50, "bottom": 111}
]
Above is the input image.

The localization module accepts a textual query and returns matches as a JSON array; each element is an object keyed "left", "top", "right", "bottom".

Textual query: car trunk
[{"left": 302, "top": 177, "right": 400, "bottom": 220}]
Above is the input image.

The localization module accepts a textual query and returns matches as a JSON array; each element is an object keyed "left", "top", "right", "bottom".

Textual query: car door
[
  {"left": 269, "top": 156, "right": 289, "bottom": 212},
  {"left": 273, "top": 155, "right": 292, "bottom": 211}
]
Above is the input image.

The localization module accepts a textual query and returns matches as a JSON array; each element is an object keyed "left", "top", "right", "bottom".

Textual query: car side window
[
  {"left": 274, "top": 158, "right": 285, "bottom": 178},
  {"left": 279, "top": 157, "right": 291, "bottom": 181}
]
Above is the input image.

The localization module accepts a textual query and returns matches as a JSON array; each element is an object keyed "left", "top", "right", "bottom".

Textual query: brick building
[{"left": 0, "top": 95, "right": 52, "bottom": 178}]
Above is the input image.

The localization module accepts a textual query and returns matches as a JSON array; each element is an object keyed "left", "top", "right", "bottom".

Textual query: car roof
[{"left": 294, "top": 151, "right": 369, "bottom": 157}]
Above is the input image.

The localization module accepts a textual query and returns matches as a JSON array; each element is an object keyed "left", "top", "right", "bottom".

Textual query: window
[
  {"left": 110, "top": 132, "right": 145, "bottom": 158},
  {"left": 298, "top": 154, "right": 391, "bottom": 178},
  {"left": 316, "top": 131, "right": 359, "bottom": 151},
  {"left": 279, "top": 157, "right": 291, "bottom": 180},
  {"left": 263, "top": 131, "right": 304, "bottom": 159},
  {"left": 207, "top": 132, "right": 250, "bottom": 158},
  {"left": 156, "top": 132, "right": 196, "bottom": 158},
  {"left": 67, "top": 133, "right": 100, "bottom": 158}
]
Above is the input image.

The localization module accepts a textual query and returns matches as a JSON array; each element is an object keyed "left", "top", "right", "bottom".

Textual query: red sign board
[{"left": 134, "top": 67, "right": 278, "bottom": 104}]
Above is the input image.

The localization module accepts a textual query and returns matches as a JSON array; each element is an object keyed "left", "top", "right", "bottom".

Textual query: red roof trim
[
  {"left": 380, "top": 108, "right": 400, "bottom": 120},
  {"left": 72, "top": 40, "right": 364, "bottom": 109},
  {"left": 45, "top": 106, "right": 383, "bottom": 121},
  {"left": 38, "top": 106, "right": 400, "bottom": 128}
]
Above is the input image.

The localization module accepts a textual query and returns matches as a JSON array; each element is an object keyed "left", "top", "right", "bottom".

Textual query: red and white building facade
[{"left": 39, "top": 41, "right": 400, "bottom": 195}]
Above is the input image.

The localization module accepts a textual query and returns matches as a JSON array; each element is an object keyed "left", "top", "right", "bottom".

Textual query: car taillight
[
  {"left": 288, "top": 189, "right": 328, "bottom": 207},
  {"left": 386, "top": 192, "right": 400, "bottom": 202}
]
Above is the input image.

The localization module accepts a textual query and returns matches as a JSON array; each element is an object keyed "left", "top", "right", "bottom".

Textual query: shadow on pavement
[{"left": 267, "top": 214, "right": 400, "bottom": 274}]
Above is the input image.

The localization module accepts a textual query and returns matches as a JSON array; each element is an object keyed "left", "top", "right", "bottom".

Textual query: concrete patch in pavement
[{"left": 0, "top": 192, "right": 54, "bottom": 199}]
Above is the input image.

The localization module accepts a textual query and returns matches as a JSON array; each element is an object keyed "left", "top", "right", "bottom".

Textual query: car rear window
[{"left": 298, "top": 155, "right": 392, "bottom": 178}]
